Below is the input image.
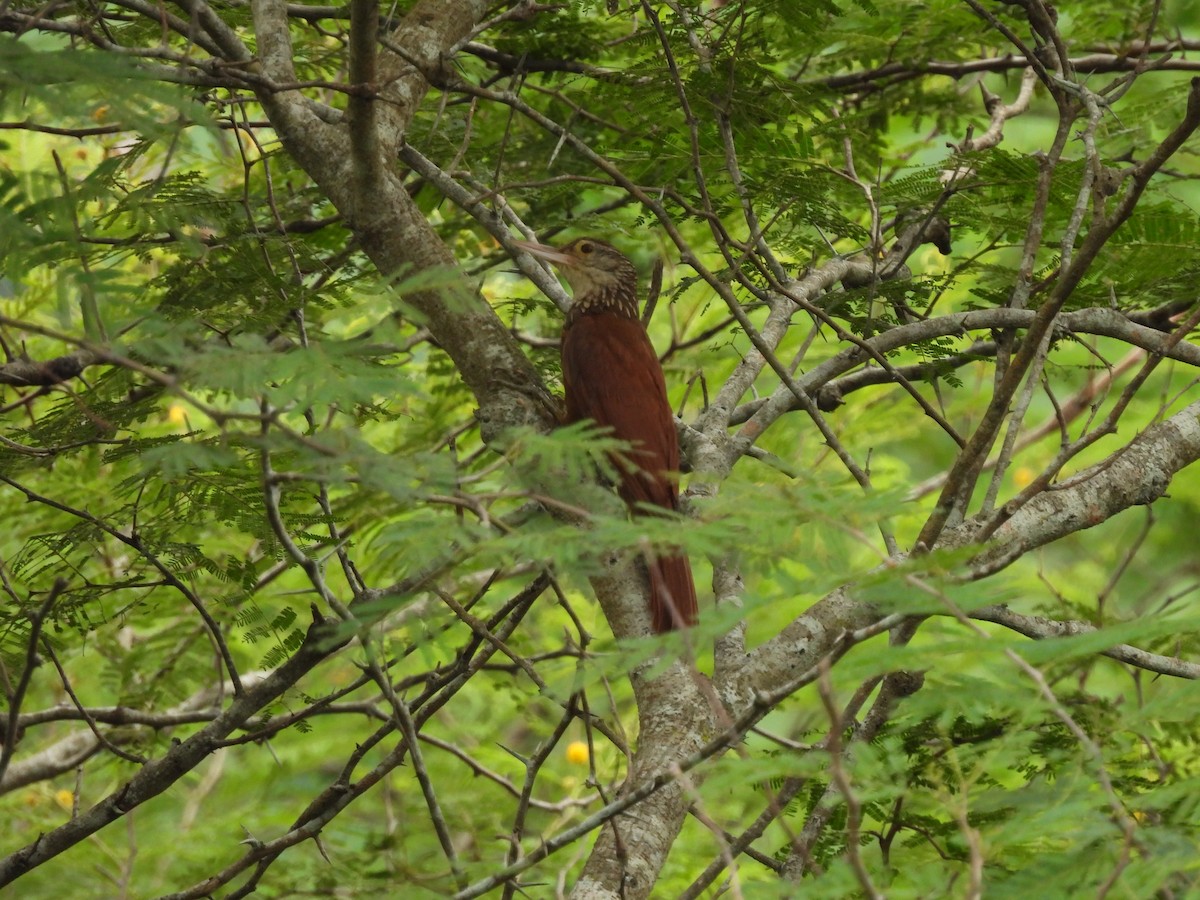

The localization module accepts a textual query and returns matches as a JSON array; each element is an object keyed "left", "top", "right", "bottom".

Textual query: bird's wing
[
  {"left": 562, "top": 311, "right": 698, "bottom": 632},
  {"left": 560, "top": 312, "right": 680, "bottom": 510}
]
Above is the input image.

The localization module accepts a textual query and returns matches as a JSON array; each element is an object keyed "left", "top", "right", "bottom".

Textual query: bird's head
[{"left": 514, "top": 237, "right": 637, "bottom": 298}]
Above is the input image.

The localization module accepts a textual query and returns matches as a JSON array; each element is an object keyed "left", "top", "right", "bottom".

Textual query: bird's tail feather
[{"left": 649, "top": 553, "right": 698, "bottom": 633}]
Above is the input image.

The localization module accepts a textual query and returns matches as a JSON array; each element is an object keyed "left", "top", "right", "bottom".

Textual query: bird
[{"left": 514, "top": 236, "right": 698, "bottom": 633}]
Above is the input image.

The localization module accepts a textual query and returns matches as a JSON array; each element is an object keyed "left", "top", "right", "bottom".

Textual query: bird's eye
[{"left": 578, "top": 241, "right": 594, "bottom": 254}]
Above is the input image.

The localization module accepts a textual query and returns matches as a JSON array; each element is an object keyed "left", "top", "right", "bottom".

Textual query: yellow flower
[{"left": 565, "top": 741, "right": 589, "bottom": 765}]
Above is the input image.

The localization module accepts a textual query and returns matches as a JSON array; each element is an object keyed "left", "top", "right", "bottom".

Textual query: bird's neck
[{"left": 568, "top": 282, "right": 640, "bottom": 322}]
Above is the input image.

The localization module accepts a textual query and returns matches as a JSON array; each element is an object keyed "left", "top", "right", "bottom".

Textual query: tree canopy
[{"left": 3, "top": 1, "right": 1200, "bottom": 897}]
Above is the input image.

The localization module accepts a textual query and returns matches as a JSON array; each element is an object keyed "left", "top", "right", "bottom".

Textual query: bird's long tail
[{"left": 649, "top": 552, "right": 698, "bottom": 633}]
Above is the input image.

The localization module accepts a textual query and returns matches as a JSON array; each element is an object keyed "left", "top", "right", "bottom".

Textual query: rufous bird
[{"left": 514, "top": 236, "right": 698, "bottom": 633}]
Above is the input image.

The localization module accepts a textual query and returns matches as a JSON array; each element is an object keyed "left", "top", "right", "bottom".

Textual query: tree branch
[
  {"left": 968, "top": 607, "right": 1200, "bottom": 679},
  {"left": 0, "top": 350, "right": 101, "bottom": 387},
  {"left": 951, "top": 398, "right": 1200, "bottom": 569},
  {"left": 0, "top": 614, "right": 344, "bottom": 885}
]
